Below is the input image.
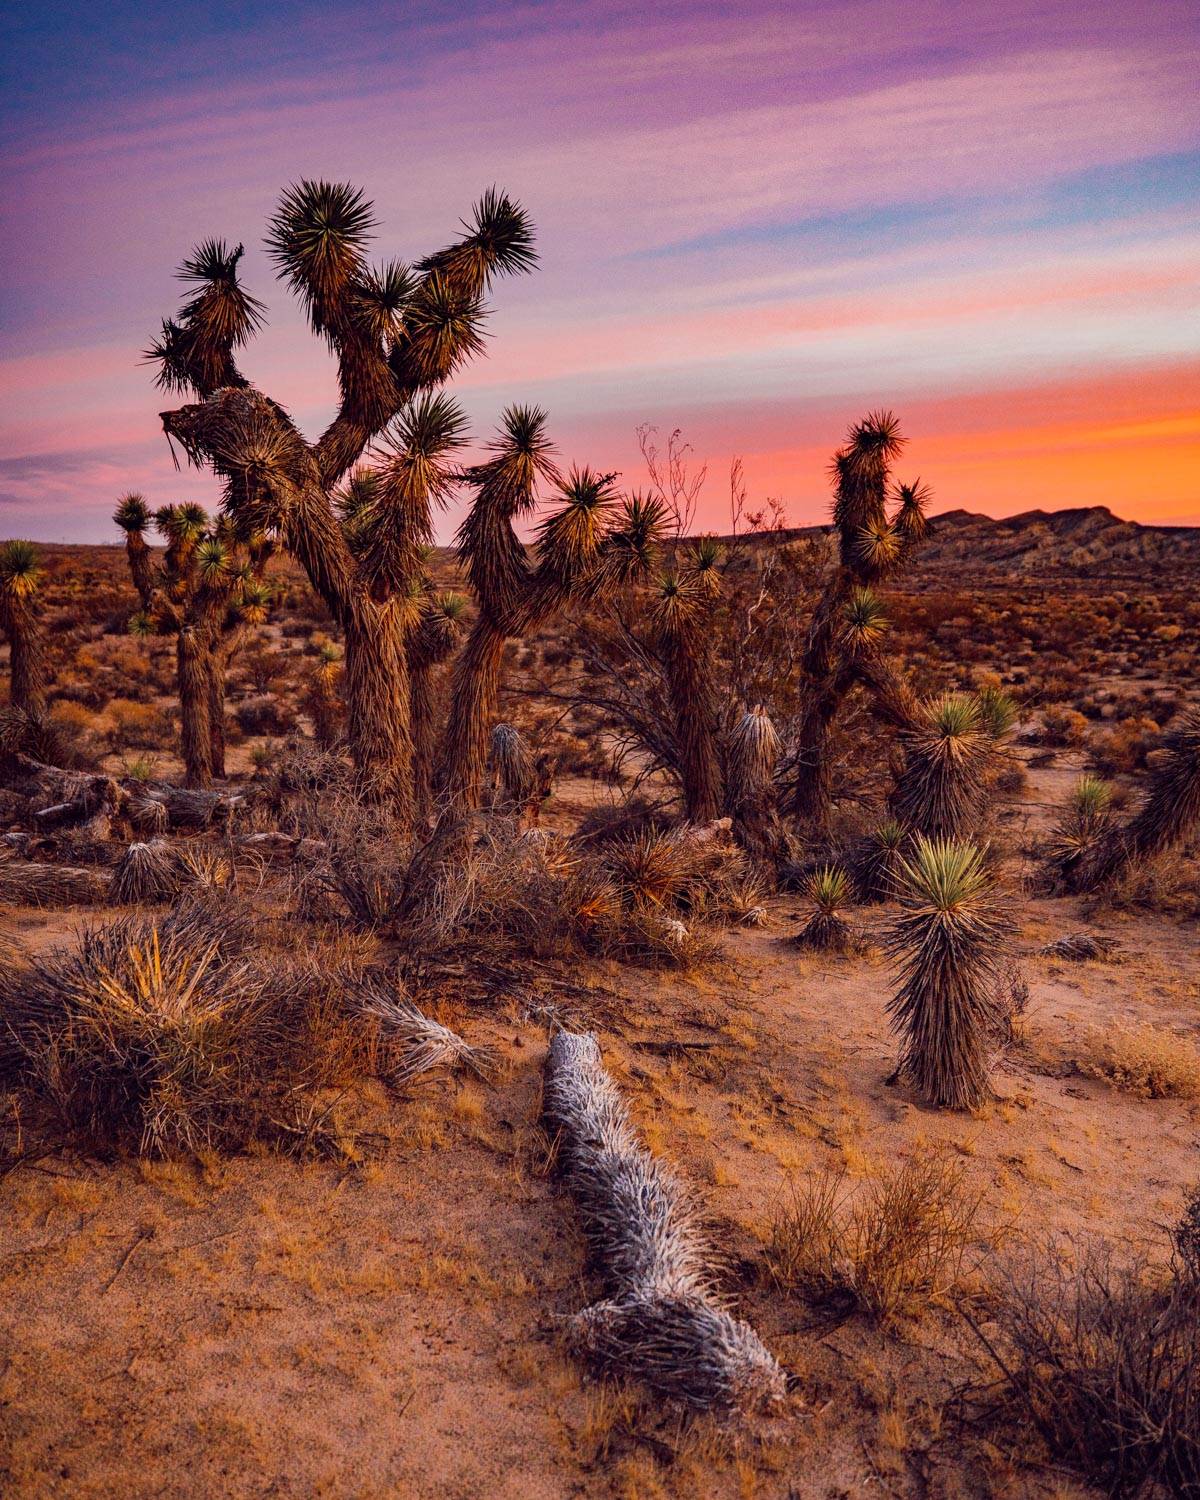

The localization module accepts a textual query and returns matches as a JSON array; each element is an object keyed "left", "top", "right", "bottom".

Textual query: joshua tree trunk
[
  {"left": 662, "top": 625, "right": 722, "bottom": 823},
  {"left": 409, "top": 664, "right": 437, "bottom": 815},
  {"left": 7, "top": 598, "right": 47, "bottom": 720},
  {"left": 439, "top": 616, "right": 508, "bottom": 811},
  {"left": 344, "top": 602, "right": 413, "bottom": 804},
  {"left": 178, "top": 627, "right": 213, "bottom": 788},
  {"left": 207, "top": 662, "right": 227, "bottom": 779}
]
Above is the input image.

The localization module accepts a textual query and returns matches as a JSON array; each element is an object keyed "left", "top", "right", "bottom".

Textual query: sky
[{"left": 1, "top": 0, "right": 1198, "bottom": 541}]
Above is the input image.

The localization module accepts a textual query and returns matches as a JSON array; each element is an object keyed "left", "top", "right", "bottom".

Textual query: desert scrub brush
[{"left": 543, "top": 1030, "right": 786, "bottom": 1411}]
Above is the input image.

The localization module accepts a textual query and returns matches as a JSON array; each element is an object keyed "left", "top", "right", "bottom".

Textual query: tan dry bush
[
  {"left": 1080, "top": 1022, "right": 1200, "bottom": 1100},
  {"left": 769, "top": 1149, "right": 985, "bottom": 1322}
]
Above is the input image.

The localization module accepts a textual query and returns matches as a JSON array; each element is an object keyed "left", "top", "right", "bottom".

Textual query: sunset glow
[{"left": 2, "top": 0, "right": 1198, "bottom": 538}]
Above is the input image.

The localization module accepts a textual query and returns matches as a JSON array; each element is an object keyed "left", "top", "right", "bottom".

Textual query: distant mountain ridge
[{"left": 744, "top": 505, "right": 1200, "bottom": 576}]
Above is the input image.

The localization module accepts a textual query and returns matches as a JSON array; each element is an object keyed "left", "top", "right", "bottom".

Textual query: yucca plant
[
  {"left": 151, "top": 185, "right": 538, "bottom": 811},
  {"left": 788, "top": 414, "right": 930, "bottom": 829},
  {"left": 892, "top": 693, "right": 989, "bottom": 839},
  {"left": 1045, "top": 773, "right": 1114, "bottom": 891},
  {"left": 438, "top": 423, "right": 664, "bottom": 811},
  {"left": 115, "top": 496, "right": 275, "bottom": 786},
  {"left": 887, "top": 837, "right": 1007, "bottom": 1109},
  {"left": 0, "top": 539, "right": 47, "bottom": 719},
  {"left": 653, "top": 566, "right": 723, "bottom": 822},
  {"left": 852, "top": 817, "right": 907, "bottom": 903},
  {"left": 1073, "top": 707, "right": 1200, "bottom": 892},
  {"left": 794, "top": 865, "right": 854, "bottom": 951}
]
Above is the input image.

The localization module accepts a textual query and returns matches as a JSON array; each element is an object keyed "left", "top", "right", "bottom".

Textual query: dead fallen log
[{"left": 543, "top": 1030, "right": 786, "bottom": 1411}]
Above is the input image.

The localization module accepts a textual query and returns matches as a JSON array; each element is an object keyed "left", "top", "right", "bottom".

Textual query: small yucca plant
[
  {"left": 794, "top": 865, "right": 854, "bottom": 952},
  {"left": 1045, "top": 773, "right": 1113, "bottom": 888},
  {"left": 0, "top": 540, "right": 47, "bottom": 717},
  {"left": 887, "top": 837, "right": 1007, "bottom": 1110},
  {"left": 853, "top": 818, "right": 908, "bottom": 903},
  {"left": 975, "top": 685, "right": 1018, "bottom": 740},
  {"left": 892, "top": 693, "right": 988, "bottom": 839}
]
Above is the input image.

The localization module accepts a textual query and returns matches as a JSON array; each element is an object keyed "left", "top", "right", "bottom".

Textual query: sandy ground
[{"left": 1, "top": 758, "right": 1198, "bottom": 1498}]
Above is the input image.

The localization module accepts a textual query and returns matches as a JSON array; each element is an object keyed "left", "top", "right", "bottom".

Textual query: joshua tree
[
  {"left": 887, "top": 836, "right": 1007, "bottom": 1110},
  {"left": 437, "top": 409, "right": 664, "bottom": 811},
  {"left": 0, "top": 541, "right": 47, "bottom": 719},
  {"left": 115, "top": 495, "right": 273, "bottom": 786},
  {"left": 150, "top": 183, "right": 536, "bottom": 809},
  {"left": 1071, "top": 707, "right": 1200, "bottom": 892},
  {"left": 787, "top": 413, "right": 929, "bottom": 829},
  {"left": 651, "top": 538, "right": 725, "bottom": 822}
]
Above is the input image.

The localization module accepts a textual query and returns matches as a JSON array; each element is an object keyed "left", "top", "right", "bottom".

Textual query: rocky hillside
[{"left": 756, "top": 505, "right": 1200, "bottom": 577}]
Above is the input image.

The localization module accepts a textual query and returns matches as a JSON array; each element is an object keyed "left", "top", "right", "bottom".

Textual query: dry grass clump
[
  {"left": 768, "top": 1150, "right": 984, "bottom": 1323},
  {"left": 976, "top": 1229, "right": 1200, "bottom": 1497},
  {"left": 0, "top": 907, "right": 477, "bottom": 1156},
  {"left": 1079, "top": 1022, "right": 1200, "bottom": 1100},
  {"left": 2, "top": 910, "right": 268, "bottom": 1154}
]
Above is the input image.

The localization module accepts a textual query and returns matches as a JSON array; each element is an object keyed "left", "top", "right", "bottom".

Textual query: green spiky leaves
[
  {"left": 893, "top": 692, "right": 988, "bottom": 840},
  {"left": 114, "top": 493, "right": 152, "bottom": 534},
  {"left": 416, "top": 187, "right": 537, "bottom": 298},
  {"left": 148, "top": 240, "right": 264, "bottom": 396},
  {"left": 265, "top": 180, "right": 376, "bottom": 332},
  {"left": 0, "top": 540, "right": 42, "bottom": 599},
  {"left": 842, "top": 586, "right": 888, "bottom": 652}
]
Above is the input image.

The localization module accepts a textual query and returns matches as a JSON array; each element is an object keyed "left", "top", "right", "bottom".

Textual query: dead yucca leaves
[
  {"left": 356, "top": 984, "right": 488, "bottom": 1087},
  {"left": 0, "top": 857, "right": 106, "bottom": 908},
  {"left": 769, "top": 1150, "right": 985, "bottom": 1323},
  {"left": 887, "top": 836, "right": 1009, "bottom": 1110},
  {"left": 109, "top": 839, "right": 180, "bottom": 904}
]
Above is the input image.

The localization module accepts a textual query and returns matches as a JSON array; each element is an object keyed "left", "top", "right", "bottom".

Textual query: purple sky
[{"left": 2, "top": 0, "right": 1198, "bottom": 539}]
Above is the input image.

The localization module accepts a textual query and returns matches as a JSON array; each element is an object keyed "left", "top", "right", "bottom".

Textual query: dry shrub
[
  {"left": 1093, "top": 851, "right": 1200, "bottom": 919},
  {"left": 978, "top": 1236, "right": 1200, "bottom": 1497},
  {"left": 769, "top": 1150, "right": 984, "bottom": 1323},
  {"left": 0, "top": 905, "right": 476, "bottom": 1156},
  {"left": 1080, "top": 1022, "right": 1200, "bottom": 1100}
]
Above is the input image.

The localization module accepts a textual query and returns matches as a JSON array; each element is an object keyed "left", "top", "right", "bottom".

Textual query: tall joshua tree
[
  {"left": 787, "top": 413, "right": 929, "bottom": 828},
  {"left": 115, "top": 495, "right": 272, "bottom": 786},
  {"left": 437, "top": 408, "right": 664, "bottom": 811},
  {"left": 888, "top": 836, "right": 1006, "bottom": 1110},
  {"left": 150, "top": 183, "right": 536, "bottom": 810},
  {"left": 0, "top": 541, "right": 47, "bottom": 719}
]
